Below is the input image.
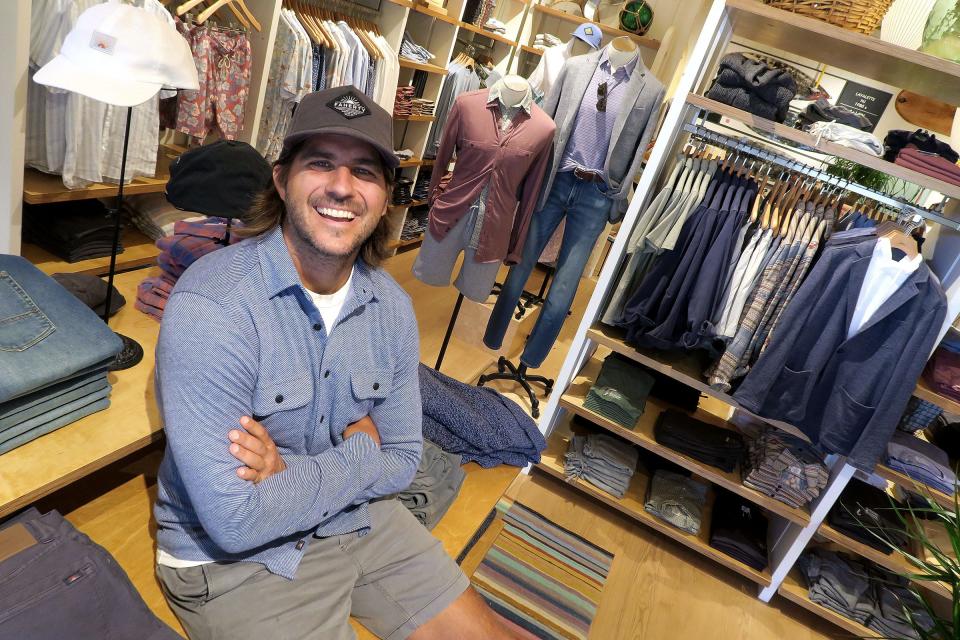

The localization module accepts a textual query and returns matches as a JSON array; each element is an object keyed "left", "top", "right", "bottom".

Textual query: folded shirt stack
[
  {"left": 897, "top": 396, "right": 943, "bottom": 433},
  {"left": 706, "top": 53, "right": 797, "bottom": 123},
  {"left": 653, "top": 409, "right": 746, "bottom": 472},
  {"left": 807, "top": 121, "right": 884, "bottom": 157},
  {"left": 397, "top": 439, "right": 466, "bottom": 530},
  {"left": 741, "top": 426, "right": 828, "bottom": 509},
  {"left": 394, "top": 149, "right": 415, "bottom": 161},
  {"left": 827, "top": 479, "right": 909, "bottom": 553},
  {"left": 533, "top": 33, "right": 563, "bottom": 49},
  {"left": 797, "top": 549, "right": 934, "bottom": 639},
  {"left": 412, "top": 171, "right": 431, "bottom": 201},
  {"left": 0, "top": 256, "right": 123, "bottom": 454},
  {"left": 883, "top": 129, "right": 959, "bottom": 163},
  {"left": 709, "top": 489, "right": 769, "bottom": 571},
  {"left": 394, "top": 86, "right": 415, "bottom": 117},
  {"left": 392, "top": 178, "right": 414, "bottom": 205},
  {"left": 484, "top": 17, "right": 507, "bottom": 34},
  {"left": 565, "top": 432, "right": 640, "bottom": 498},
  {"left": 124, "top": 193, "right": 205, "bottom": 241},
  {"left": 886, "top": 431, "right": 957, "bottom": 495},
  {"left": 923, "top": 346, "right": 960, "bottom": 405},
  {"left": 411, "top": 98, "right": 436, "bottom": 117},
  {"left": 399, "top": 31, "right": 434, "bottom": 64},
  {"left": 23, "top": 200, "right": 124, "bottom": 263},
  {"left": 644, "top": 469, "right": 708, "bottom": 534},
  {"left": 798, "top": 99, "right": 871, "bottom": 130},
  {"left": 401, "top": 210, "right": 429, "bottom": 241},
  {"left": 895, "top": 146, "right": 960, "bottom": 186},
  {"left": 583, "top": 353, "right": 654, "bottom": 428}
]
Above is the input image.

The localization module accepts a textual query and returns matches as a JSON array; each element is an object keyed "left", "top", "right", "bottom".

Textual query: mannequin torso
[
  {"left": 608, "top": 36, "right": 639, "bottom": 71},
  {"left": 497, "top": 75, "right": 529, "bottom": 108}
]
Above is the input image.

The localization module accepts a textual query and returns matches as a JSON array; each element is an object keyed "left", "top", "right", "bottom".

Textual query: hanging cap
[
  {"left": 571, "top": 23, "right": 603, "bottom": 49},
  {"left": 33, "top": 2, "right": 198, "bottom": 107},
  {"left": 165, "top": 141, "right": 272, "bottom": 220}
]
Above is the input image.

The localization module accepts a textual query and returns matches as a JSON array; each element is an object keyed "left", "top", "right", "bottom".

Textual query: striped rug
[{"left": 459, "top": 499, "right": 614, "bottom": 639}]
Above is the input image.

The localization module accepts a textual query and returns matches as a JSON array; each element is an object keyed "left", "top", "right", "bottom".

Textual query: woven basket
[{"left": 762, "top": 0, "right": 895, "bottom": 34}]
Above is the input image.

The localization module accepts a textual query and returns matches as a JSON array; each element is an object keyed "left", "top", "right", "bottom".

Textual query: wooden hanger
[
  {"left": 177, "top": 0, "right": 206, "bottom": 16},
  {"left": 877, "top": 220, "right": 919, "bottom": 259},
  {"left": 197, "top": 0, "right": 232, "bottom": 25}
]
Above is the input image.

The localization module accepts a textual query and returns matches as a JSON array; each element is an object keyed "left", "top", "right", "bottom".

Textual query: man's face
[{"left": 275, "top": 134, "right": 389, "bottom": 260}]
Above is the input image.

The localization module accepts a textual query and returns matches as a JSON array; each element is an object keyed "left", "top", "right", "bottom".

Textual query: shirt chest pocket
[
  {"left": 347, "top": 369, "right": 392, "bottom": 422},
  {"left": 251, "top": 374, "right": 313, "bottom": 449}
]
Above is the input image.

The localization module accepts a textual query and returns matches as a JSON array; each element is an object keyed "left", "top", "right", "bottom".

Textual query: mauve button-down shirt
[
  {"left": 560, "top": 48, "right": 639, "bottom": 178},
  {"left": 428, "top": 89, "right": 555, "bottom": 264}
]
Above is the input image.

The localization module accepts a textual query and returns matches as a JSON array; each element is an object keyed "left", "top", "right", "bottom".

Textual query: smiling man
[{"left": 152, "top": 87, "right": 525, "bottom": 640}]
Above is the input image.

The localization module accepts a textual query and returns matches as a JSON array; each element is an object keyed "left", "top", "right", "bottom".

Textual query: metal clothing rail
[{"left": 681, "top": 122, "right": 960, "bottom": 232}]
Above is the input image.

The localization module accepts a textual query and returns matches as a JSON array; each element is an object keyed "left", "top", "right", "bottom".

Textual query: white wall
[{"left": 0, "top": 0, "right": 29, "bottom": 255}]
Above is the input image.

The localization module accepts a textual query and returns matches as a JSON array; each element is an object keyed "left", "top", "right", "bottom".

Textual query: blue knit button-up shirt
[{"left": 153, "top": 225, "right": 422, "bottom": 580}]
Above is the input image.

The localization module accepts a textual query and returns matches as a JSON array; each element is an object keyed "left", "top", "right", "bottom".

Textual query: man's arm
[{"left": 158, "top": 292, "right": 382, "bottom": 554}]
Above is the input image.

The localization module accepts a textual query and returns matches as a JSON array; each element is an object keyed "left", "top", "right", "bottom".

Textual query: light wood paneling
[{"left": 21, "top": 227, "right": 160, "bottom": 276}]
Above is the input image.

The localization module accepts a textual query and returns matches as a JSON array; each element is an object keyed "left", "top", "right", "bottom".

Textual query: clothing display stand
[
  {"left": 477, "top": 357, "right": 554, "bottom": 418},
  {"left": 434, "top": 293, "right": 466, "bottom": 371}
]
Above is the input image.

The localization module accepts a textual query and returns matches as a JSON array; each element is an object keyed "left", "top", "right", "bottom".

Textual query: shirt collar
[
  {"left": 599, "top": 47, "right": 638, "bottom": 80},
  {"left": 486, "top": 81, "right": 533, "bottom": 114}
]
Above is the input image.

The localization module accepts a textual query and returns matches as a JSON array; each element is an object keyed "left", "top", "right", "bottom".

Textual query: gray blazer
[
  {"left": 540, "top": 49, "right": 666, "bottom": 222},
  {"left": 733, "top": 239, "right": 947, "bottom": 471}
]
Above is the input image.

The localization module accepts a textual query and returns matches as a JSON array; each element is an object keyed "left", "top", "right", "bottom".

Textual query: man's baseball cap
[
  {"left": 572, "top": 23, "right": 603, "bottom": 50},
  {"left": 33, "top": 2, "right": 199, "bottom": 107},
  {"left": 279, "top": 86, "right": 399, "bottom": 170}
]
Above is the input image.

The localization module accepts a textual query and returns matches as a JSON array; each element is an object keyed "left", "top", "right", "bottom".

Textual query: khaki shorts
[{"left": 156, "top": 499, "right": 470, "bottom": 640}]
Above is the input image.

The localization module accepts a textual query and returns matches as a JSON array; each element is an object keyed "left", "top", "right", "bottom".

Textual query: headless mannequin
[
  {"left": 608, "top": 36, "right": 639, "bottom": 70},
  {"left": 498, "top": 74, "right": 529, "bottom": 107}
]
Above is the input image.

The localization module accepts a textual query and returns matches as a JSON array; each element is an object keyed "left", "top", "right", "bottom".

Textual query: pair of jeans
[
  {"left": 484, "top": 171, "right": 612, "bottom": 368},
  {"left": 0, "top": 508, "right": 180, "bottom": 640},
  {"left": 0, "top": 380, "right": 111, "bottom": 454},
  {"left": 0, "top": 256, "right": 121, "bottom": 404}
]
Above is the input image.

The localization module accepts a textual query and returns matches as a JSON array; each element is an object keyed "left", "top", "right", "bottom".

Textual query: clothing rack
[
  {"left": 305, "top": 0, "right": 379, "bottom": 21},
  {"left": 681, "top": 123, "right": 960, "bottom": 232}
]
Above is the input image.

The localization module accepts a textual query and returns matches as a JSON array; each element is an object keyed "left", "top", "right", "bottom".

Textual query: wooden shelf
[
  {"left": 389, "top": 199, "right": 428, "bottom": 210},
  {"left": 23, "top": 146, "right": 178, "bottom": 205},
  {"left": 818, "top": 522, "right": 951, "bottom": 599},
  {"left": 0, "top": 269, "right": 163, "bottom": 519},
  {"left": 21, "top": 227, "right": 160, "bottom": 277},
  {"left": 520, "top": 44, "right": 545, "bottom": 56},
  {"left": 914, "top": 377, "right": 960, "bottom": 416},
  {"left": 457, "top": 21, "right": 518, "bottom": 47},
  {"left": 686, "top": 93, "right": 960, "bottom": 201},
  {"left": 535, "top": 414, "right": 773, "bottom": 587},
  {"left": 394, "top": 115, "right": 436, "bottom": 122},
  {"left": 389, "top": 234, "right": 425, "bottom": 249},
  {"left": 875, "top": 463, "right": 956, "bottom": 510},
  {"left": 532, "top": 4, "right": 660, "bottom": 50},
  {"left": 725, "top": 0, "right": 960, "bottom": 106},
  {"left": 398, "top": 58, "right": 447, "bottom": 75},
  {"left": 561, "top": 356, "right": 811, "bottom": 525},
  {"left": 412, "top": 3, "right": 458, "bottom": 25},
  {"left": 397, "top": 158, "right": 435, "bottom": 168},
  {"left": 778, "top": 569, "right": 880, "bottom": 638}
]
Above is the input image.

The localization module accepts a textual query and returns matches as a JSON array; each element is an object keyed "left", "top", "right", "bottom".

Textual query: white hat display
[
  {"left": 33, "top": 1, "right": 199, "bottom": 107},
  {"left": 551, "top": 1, "right": 585, "bottom": 17}
]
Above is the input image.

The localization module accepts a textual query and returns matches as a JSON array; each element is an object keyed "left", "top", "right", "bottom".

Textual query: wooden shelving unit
[
  {"left": 875, "top": 463, "right": 955, "bottom": 510},
  {"left": 532, "top": 3, "right": 661, "bottom": 50},
  {"left": 394, "top": 115, "right": 436, "bottom": 122},
  {"left": 389, "top": 199, "right": 428, "bottom": 211},
  {"left": 686, "top": 93, "right": 960, "bottom": 201},
  {"left": 536, "top": 414, "right": 773, "bottom": 587},
  {"left": 457, "top": 20, "right": 518, "bottom": 46},
  {"left": 913, "top": 377, "right": 960, "bottom": 416},
  {"left": 398, "top": 58, "right": 447, "bottom": 75},
  {"left": 397, "top": 158, "right": 434, "bottom": 168},
  {"left": 388, "top": 234, "right": 425, "bottom": 249},
  {"left": 778, "top": 570, "right": 880, "bottom": 638},
  {"left": 21, "top": 227, "right": 160, "bottom": 277},
  {"left": 519, "top": 44, "right": 544, "bottom": 56},
  {"left": 411, "top": 2, "right": 458, "bottom": 25},
  {"left": 561, "top": 356, "right": 811, "bottom": 526}
]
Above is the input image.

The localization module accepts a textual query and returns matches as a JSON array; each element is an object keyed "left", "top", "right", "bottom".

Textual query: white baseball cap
[{"left": 33, "top": 2, "right": 199, "bottom": 107}]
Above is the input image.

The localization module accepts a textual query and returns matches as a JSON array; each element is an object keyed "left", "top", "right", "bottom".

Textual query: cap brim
[
  {"left": 281, "top": 126, "right": 401, "bottom": 170},
  {"left": 34, "top": 55, "right": 161, "bottom": 107}
]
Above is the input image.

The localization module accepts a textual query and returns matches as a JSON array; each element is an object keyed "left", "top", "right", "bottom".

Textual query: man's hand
[
  {"left": 229, "top": 416, "right": 287, "bottom": 483},
  {"left": 343, "top": 415, "right": 381, "bottom": 447}
]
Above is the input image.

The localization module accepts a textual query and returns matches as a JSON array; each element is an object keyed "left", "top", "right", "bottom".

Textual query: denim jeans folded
[
  {"left": 0, "top": 383, "right": 112, "bottom": 446},
  {"left": 0, "top": 508, "right": 181, "bottom": 639},
  {"left": 0, "top": 372, "right": 109, "bottom": 429},
  {"left": 0, "top": 396, "right": 110, "bottom": 455}
]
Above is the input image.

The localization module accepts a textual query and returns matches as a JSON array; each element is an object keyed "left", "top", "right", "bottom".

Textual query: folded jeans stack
[
  {"left": 124, "top": 192, "right": 206, "bottom": 241},
  {"left": 741, "top": 426, "right": 828, "bottom": 509},
  {"left": 564, "top": 432, "right": 640, "bottom": 498},
  {"left": 583, "top": 353, "right": 654, "bottom": 428},
  {"left": 23, "top": 200, "right": 124, "bottom": 263},
  {"left": 797, "top": 549, "right": 934, "bottom": 640},
  {"left": 0, "top": 256, "right": 122, "bottom": 454},
  {"left": 653, "top": 409, "right": 746, "bottom": 473},
  {"left": 827, "top": 478, "right": 910, "bottom": 554},
  {"left": 886, "top": 430, "right": 957, "bottom": 495},
  {"left": 644, "top": 469, "right": 708, "bottom": 534},
  {"left": 0, "top": 508, "right": 181, "bottom": 640},
  {"left": 397, "top": 439, "right": 466, "bottom": 530},
  {"left": 413, "top": 170, "right": 432, "bottom": 201},
  {"left": 895, "top": 146, "right": 960, "bottom": 186},
  {"left": 709, "top": 489, "right": 769, "bottom": 571},
  {"left": 706, "top": 53, "right": 797, "bottom": 123}
]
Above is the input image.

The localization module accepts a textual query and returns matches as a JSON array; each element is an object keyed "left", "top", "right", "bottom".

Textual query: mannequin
[
  {"left": 527, "top": 23, "right": 601, "bottom": 103},
  {"left": 483, "top": 39, "right": 666, "bottom": 382},
  {"left": 411, "top": 78, "right": 556, "bottom": 303}
]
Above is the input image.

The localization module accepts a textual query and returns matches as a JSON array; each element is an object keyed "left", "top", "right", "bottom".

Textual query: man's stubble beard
[{"left": 285, "top": 197, "right": 370, "bottom": 262}]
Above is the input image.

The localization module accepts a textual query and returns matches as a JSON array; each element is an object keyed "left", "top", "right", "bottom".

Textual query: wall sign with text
[{"left": 835, "top": 81, "right": 893, "bottom": 133}]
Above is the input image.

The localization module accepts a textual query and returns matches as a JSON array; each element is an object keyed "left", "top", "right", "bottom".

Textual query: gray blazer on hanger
[{"left": 540, "top": 48, "right": 666, "bottom": 222}]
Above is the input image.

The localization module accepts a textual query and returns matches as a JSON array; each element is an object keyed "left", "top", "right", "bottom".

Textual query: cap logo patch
[
  {"left": 90, "top": 30, "right": 117, "bottom": 55},
  {"left": 328, "top": 93, "right": 369, "bottom": 119},
  {"left": 584, "top": 27, "right": 594, "bottom": 35}
]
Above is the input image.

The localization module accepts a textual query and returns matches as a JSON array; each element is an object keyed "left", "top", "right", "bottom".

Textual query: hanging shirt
[
  {"left": 848, "top": 236, "right": 923, "bottom": 338},
  {"left": 527, "top": 40, "right": 574, "bottom": 103}
]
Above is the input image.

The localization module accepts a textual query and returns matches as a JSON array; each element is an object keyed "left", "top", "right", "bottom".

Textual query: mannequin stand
[
  {"left": 433, "top": 293, "right": 465, "bottom": 371},
  {"left": 477, "top": 357, "right": 554, "bottom": 418}
]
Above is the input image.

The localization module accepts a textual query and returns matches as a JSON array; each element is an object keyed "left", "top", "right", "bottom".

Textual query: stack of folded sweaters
[
  {"left": 886, "top": 431, "right": 956, "bottom": 495},
  {"left": 827, "top": 479, "right": 909, "bottom": 553},
  {"left": 653, "top": 409, "right": 746, "bottom": 472},
  {"left": 393, "top": 177, "right": 414, "bottom": 205},
  {"left": 584, "top": 353, "right": 654, "bottom": 428},
  {"left": 645, "top": 469, "right": 708, "bottom": 535},
  {"left": 564, "top": 431, "right": 640, "bottom": 498},
  {"left": 394, "top": 86, "right": 415, "bottom": 117},
  {"left": 797, "top": 549, "right": 934, "bottom": 639},
  {"left": 741, "top": 426, "right": 829, "bottom": 509},
  {"left": 0, "top": 256, "right": 123, "bottom": 454},
  {"left": 124, "top": 193, "right": 204, "bottom": 241},
  {"left": 397, "top": 439, "right": 466, "bottom": 530},
  {"left": 23, "top": 200, "right": 124, "bottom": 263},
  {"left": 709, "top": 489, "right": 768, "bottom": 571},
  {"left": 895, "top": 146, "right": 960, "bottom": 186},
  {"left": 706, "top": 53, "right": 797, "bottom": 123}
]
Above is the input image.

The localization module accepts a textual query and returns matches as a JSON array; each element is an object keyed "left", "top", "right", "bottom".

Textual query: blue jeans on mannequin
[{"left": 483, "top": 171, "right": 612, "bottom": 368}]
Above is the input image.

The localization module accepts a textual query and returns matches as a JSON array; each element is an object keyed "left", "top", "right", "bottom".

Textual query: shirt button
[
  {"left": 373, "top": 382, "right": 380, "bottom": 390},
  {"left": 275, "top": 394, "right": 284, "bottom": 403},
  {"left": 296, "top": 539, "right": 305, "bottom": 550},
  {"left": 313, "top": 323, "right": 322, "bottom": 331},
  {"left": 324, "top": 370, "right": 330, "bottom": 378}
]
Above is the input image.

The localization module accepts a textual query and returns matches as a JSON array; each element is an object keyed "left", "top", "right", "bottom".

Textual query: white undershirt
[
  {"left": 847, "top": 237, "right": 922, "bottom": 339},
  {"left": 156, "top": 271, "right": 355, "bottom": 569}
]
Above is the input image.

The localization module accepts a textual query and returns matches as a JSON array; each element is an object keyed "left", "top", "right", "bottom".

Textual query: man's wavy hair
[{"left": 238, "top": 138, "right": 394, "bottom": 267}]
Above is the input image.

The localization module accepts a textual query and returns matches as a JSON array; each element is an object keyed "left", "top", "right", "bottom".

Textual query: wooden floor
[{"left": 29, "top": 247, "right": 836, "bottom": 639}]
